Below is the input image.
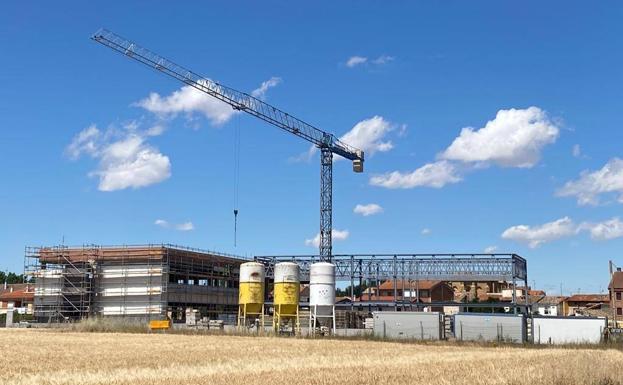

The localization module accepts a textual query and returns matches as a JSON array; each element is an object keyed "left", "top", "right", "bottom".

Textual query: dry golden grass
[{"left": 0, "top": 328, "right": 621, "bottom": 385}]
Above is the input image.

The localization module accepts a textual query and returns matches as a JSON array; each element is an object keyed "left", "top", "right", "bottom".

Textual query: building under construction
[{"left": 25, "top": 245, "right": 245, "bottom": 323}]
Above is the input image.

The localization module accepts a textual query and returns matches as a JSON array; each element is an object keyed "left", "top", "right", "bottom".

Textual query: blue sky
[{"left": 1, "top": 1, "right": 622, "bottom": 295}]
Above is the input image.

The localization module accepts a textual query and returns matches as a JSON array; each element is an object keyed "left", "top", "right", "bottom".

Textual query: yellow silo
[
  {"left": 273, "top": 262, "right": 300, "bottom": 334},
  {"left": 238, "top": 262, "right": 265, "bottom": 331}
]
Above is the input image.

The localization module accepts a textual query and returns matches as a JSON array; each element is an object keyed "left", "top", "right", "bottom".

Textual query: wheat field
[{"left": 0, "top": 329, "right": 621, "bottom": 385}]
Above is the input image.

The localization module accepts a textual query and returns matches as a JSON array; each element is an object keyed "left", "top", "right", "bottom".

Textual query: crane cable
[{"left": 233, "top": 113, "right": 241, "bottom": 247}]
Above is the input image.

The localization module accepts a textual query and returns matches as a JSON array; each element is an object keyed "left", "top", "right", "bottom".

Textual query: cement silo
[
  {"left": 273, "top": 262, "right": 300, "bottom": 334},
  {"left": 309, "top": 262, "right": 336, "bottom": 335},
  {"left": 237, "top": 262, "right": 265, "bottom": 330}
]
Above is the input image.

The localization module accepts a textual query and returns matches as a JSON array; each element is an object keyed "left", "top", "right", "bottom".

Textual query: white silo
[{"left": 309, "top": 262, "right": 336, "bottom": 335}]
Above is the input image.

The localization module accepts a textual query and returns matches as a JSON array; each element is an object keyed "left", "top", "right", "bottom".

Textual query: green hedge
[{"left": 0, "top": 312, "right": 35, "bottom": 327}]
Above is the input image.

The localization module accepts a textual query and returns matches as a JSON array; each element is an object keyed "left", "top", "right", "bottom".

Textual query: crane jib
[
  {"left": 91, "top": 28, "right": 365, "bottom": 260},
  {"left": 91, "top": 29, "right": 363, "bottom": 165}
]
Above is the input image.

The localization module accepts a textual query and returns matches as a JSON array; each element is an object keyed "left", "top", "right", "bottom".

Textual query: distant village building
[
  {"left": 532, "top": 296, "right": 565, "bottom": 316},
  {"left": 355, "top": 280, "right": 454, "bottom": 311},
  {"left": 562, "top": 294, "right": 609, "bottom": 316},
  {"left": 0, "top": 284, "right": 34, "bottom": 315},
  {"left": 451, "top": 281, "right": 508, "bottom": 302},
  {"left": 609, "top": 268, "right": 623, "bottom": 325}
]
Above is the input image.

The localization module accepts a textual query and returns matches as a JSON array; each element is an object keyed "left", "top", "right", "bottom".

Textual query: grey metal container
[
  {"left": 532, "top": 316, "right": 606, "bottom": 344},
  {"left": 373, "top": 311, "right": 444, "bottom": 340},
  {"left": 454, "top": 313, "right": 526, "bottom": 343}
]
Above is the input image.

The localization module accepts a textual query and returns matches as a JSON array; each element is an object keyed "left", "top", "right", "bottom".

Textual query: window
[
  {"left": 617, "top": 307, "right": 623, "bottom": 316},
  {"left": 617, "top": 291, "right": 622, "bottom": 301}
]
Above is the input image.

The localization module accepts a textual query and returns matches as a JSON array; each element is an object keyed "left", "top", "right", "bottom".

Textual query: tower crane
[{"left": 91, "top": 29, "right": 364, "bottom": 261}]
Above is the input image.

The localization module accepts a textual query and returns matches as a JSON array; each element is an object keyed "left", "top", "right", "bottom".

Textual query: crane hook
[{"left": 233, "top": 209, "right": 239, "bottom": 247}]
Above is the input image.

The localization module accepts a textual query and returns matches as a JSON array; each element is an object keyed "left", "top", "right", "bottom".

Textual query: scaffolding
[
  {"left": 92, "top": 245, "right": 167, "bottom": 318},
  {"left": 25, "top": 244, "right": 246, "bottom": 323},
  {"left": 25, "top": 245, "right": 95, "bottom": 322}
]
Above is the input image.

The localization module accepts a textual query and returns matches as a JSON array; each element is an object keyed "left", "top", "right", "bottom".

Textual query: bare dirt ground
[{"left": 0, "top": 329, "right": 621, "bottom": 385}]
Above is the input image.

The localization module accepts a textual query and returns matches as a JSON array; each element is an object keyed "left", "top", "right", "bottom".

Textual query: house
[
  {"left": 0, "top": 284, "right": 35, "bottom": 315},
  {"left": 450, "top": 281, "right": 509, "bottom": 302},
  {"left": 358, "top": 287, "right": 378, "bottom": 299},
  {"left": 378, "top": 280, "right": 453, "bottom": 302},
  {"left": 533, "top": 296, "right": 565, "bottom": 316},
  {"left": 355, "top": 280, "right": 454, "bottom": 311},
  {"left": 562, "top": 294, "right": 610, "bottom": 316},
  {"left": 500, "top": 287, "right": 545, "bottom": 301},
  {"left": 608, "top": 269, "right": 623, "bottom": 323},
  {"left": 335, "top": 296, "right": 352, "bottom": 304}
]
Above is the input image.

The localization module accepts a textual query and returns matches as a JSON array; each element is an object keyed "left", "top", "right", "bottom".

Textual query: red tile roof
[
  {"left": 0, "top": 289, "right": 34, "bottom": 301},
  {"left": 565, "top": 294, "right": 609, "bottom": 303},
  {"left": 355, "top": 295, "right": 433, "bottom": 303},
  {"left": 609, "top": 271, "right": 623, "bottom": 290},
  {"left": 536, "top": 295, "right": 566, "bottom": 305},
  {"left": 378, "top": 280, "right": 443, "bottom": 290}
]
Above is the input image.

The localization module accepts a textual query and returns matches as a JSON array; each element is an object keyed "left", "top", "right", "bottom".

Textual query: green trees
[{"left": 0, "top": 271, "right": 26, "bottom": 284}]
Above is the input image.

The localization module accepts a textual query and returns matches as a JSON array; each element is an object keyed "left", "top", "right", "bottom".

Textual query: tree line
[{"left": 0, "top": 271, "right": 27, "bottom": 285}]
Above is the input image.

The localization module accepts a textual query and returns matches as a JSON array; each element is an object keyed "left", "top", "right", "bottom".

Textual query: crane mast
[{"left": 91, "top": 28, "right": 364, "bottom": 261}]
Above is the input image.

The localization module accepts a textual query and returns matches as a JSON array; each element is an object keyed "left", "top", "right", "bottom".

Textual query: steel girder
[{"left": 255, "top": 253, "right": 527, "bottom": 282}]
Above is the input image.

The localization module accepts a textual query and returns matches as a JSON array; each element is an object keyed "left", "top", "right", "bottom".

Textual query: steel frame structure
[
  {"left": 319, "top": 148, "right": 333, "bottom": 257},
  {"left": 91, "top": 29, "right": 364, "bottom": 261},
  {"left": 256, "top": 253, "right": 529, "bottom": 311}
]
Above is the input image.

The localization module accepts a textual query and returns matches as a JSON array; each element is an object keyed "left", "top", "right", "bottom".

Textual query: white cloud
[
  {"left": 346, "top": 56, "right": 368, "bottom": 68},
  {"left": 346, "top": 55, "right": 394, "bottom": 68},
  {"left": 67, "top": 124, "right": 171, "bottom": 191},
  {"left": 579, "top": 218, "right": 623, "bottom": 241},
  {"left": 501, "top": 217, "right": 576, "bottom": 248},
  {"left": 296, "top": 116, "right": 396, "bottom": 163},
  {"left": 136, "top": 77, "right": 281, "bottom": 126},
  {"left": 136, "top": 82, "right": 236, "bottom": 126},
  {"left": 484, "top": 245, "right": 498, "bottom": 253},
  {"left": 175, "top": 222, "right": 195, "bottom": 231},
  {"left": 421, "top": 228, "right": 431, "bottom": 236},
  {"left": 92, "top": 135, "right": 171, "bottom": 191},
  {"left": 154, "top": 219, "right": 195, "bottom": 231},
  {"left": 502, "top": 216, "right": 623, "bottom": 247},
  {"left": 372, "top": 55, "right": 394, "bottom": 65},
  {"left": 66, "top": 125, "right": 101, "bottom": 159},
  {"left": 305, "top": 229, "right": 349, "bottom": 248},
  {"left": 251, "top": 77, "right": 282, "bottom": 100},
  {"left": 339, "top": 116, "right": 394, "bottom": 157},
  {"left": 288, "top": 145, "right": 318, "bottom": 163},
  {"left": 397, "top": 124, "right": 408, "bottom": 137},
  {"left": 370, "top": 160, "right": 462, "bottom": 189},
  {"left": 145, "top": 125, "right": 165, "bottom": 137},
  {"left": 440, "top": 107, "right": 559, "bottom": 168},
  {"left": 557, "top": 158, "right": 623, "bottom": 205},
  {"left": 354, "top": 203, "right": 383, "bottom": 216},
  {"left": 572, "top": 144, "right": 582, "bottom": 158},
  {"left": 371, "top": 107, "right": 557, "bottom": 190}
]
